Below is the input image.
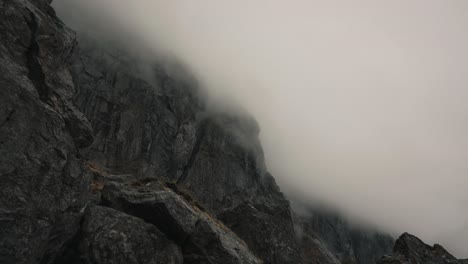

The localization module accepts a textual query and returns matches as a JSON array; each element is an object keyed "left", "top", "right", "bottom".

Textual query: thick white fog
[{"left": 54, "top": 0, "right": 468, "bottom": 257}]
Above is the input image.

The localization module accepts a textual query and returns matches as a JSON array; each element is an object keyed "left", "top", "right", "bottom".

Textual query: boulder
[
  {"left": 101, "top": 181, "right": 262, "bottom": 264},
  {"left": 59, "top": 205, "right": 183, "bottom": 264}
]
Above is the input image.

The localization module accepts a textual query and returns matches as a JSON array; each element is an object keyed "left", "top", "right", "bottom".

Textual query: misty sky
[{"left": 54, "top": 0, "right": 468, "bottom": 257}]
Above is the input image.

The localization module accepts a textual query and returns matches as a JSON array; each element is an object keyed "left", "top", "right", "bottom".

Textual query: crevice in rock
[
  {"left": 178, "top": 218, "right": 217, "bottom": 264},
  {"left": 176, "top": 119, "right": 208, "bottom": 184},
  {"left": 47, "top": 214, "right": 86, "bottom": 264},
  {"left": 0, "top": 109, "right": 15, "bottom": 129},
  {"left": 25, "top": 11, "right": 49, "bottom": 103},
  {"left": 100, "top": 195, "right": 185, "bottom": 242},
  {"left": 161, "top": 95, "right": 176, "bottom": 117}
]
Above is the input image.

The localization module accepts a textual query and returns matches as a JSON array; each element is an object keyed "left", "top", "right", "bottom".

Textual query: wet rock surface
[{"left": 377, "top": 233, "right": 461, "bottom": 264}]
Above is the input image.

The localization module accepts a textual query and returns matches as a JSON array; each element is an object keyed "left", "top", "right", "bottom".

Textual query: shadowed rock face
[
  {"left": 0, "top": 1, "right": 92, "bottom": 263},
  {"left": 378, "top": 233, "right": 461, "bottom": 264}
]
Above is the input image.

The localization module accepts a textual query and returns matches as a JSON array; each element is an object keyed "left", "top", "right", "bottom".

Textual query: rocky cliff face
[
  {"left": 1, "top": 1, "right": 463, "bottom": 264},
  {"left": 377, "top": 233, "right": 462, "bottom": 264},
  {"left": 0, "top": 0, "right": 262, "bottom": 262},
  {"left": 0, "top": 1, "right": 92, "bottom": 263},
  {"left": 0, "top": 1, "right": 303, "bottom": 262},
  {"left": 70, "top": 35, "right": 301, "bottom": 264}
]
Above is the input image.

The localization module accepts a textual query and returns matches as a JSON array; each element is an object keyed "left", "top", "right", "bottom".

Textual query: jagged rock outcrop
[
  {"left": 0, "top": 1, "right": 92, "bottom": 263},
  {"left": 57, "top": 205, "right": 183, "bottom": 264},
  {"left": 294, "top": 209, "right": 394, "bottom": 264},
  {"left": 101, "top": 180, "right": 262, "bottom": 264},
  {"left": 378, "top": 233, "right": 461, "bottom": 264}
]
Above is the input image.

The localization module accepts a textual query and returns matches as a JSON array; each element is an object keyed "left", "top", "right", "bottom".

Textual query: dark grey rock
[
  {"left": 58, "top": 205, "right": 183, "bottom": 264},
  {"left": 0, "top": 1, "right": 91, "bottom": 263},
  {"left": 377, "top": 233, "right": 461, "bottom": 264},
  {"left": 101, "top": 181, "right": 262, "bottom": 264}
]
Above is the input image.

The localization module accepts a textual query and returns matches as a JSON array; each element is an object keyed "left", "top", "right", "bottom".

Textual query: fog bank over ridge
[{"left": 54, "top": 0, "right": 468, "bottom": 257}]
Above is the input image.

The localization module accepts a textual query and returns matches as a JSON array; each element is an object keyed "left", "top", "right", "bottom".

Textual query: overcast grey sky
[{"left": 54, "top": 0, "right": 468, "bottom": 257}]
